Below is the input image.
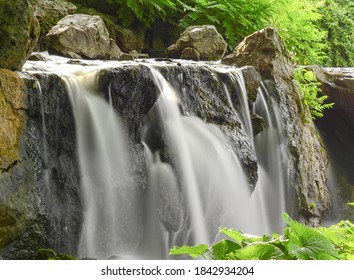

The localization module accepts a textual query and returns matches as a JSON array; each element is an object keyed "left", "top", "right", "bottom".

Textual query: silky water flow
[{"left": 24, "top": 56, "right": 289, "bottom": 259}]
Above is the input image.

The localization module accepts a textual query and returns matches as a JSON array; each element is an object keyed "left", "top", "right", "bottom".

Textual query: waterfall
[
  {"left": 23, "top": 54, "right": 291, "bottom": 259},
  {"left": 62, "top": 71, "right": 141, "bottom": 259},
  {"left": 252, "top": 82, "right": 289, "bottom": 233}
]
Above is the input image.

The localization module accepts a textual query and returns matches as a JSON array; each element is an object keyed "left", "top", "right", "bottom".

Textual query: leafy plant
[
  {"left": 294, "top": 68, "right": 334, "bottom": 120},
  {"left": 269, "top": 0, "right": 328, "bottom": 65},
  {"left": 179, "top": 0, "right": 273, "bottom": 49},
  {"left": 318, "top": 0, "right": 354, "bottom": 66},
  {"left": 170, "top": 212, "right": 354, "bottom": 260}
]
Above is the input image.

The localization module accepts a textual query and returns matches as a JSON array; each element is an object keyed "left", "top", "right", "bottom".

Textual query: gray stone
[
  {"left": 46, "top": 14, "right": 122, "bottom": 59},
  {"left": 30, "top": 0, "right": 77, "bottom": 51},
  {"left": 166, "top": 25, "right": 227, "bottom": 61},
  {"left": 241, "top": 66, "right": 261, "bottom": 102},
  {"left": 181, "top": 47, "right": 200, "bottom": 61},
  {"left": 113, "top": 26, "right": 145, "bottom": 53},
  {"left": 0, "top": 0, "right": 40, "bottom": 71}
]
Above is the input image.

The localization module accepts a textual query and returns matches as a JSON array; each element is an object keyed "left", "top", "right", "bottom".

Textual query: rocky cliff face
[
  {"left": 0, "top": 70, "right": 81, "bottom": 259},
  {"left": 223, "top": 28, "right": 330, "bottom": 225},
  {"left": 310, "top": 66, "right": 354, "bottom": 220}
]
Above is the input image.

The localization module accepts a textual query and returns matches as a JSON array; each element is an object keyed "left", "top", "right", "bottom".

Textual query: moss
[{"left": 36, "top": 248, "right": 77, "bottom": 260}]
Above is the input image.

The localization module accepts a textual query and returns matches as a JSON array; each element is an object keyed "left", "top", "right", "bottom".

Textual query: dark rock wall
[
  {"left": 310, "top": 66, "right": 354, "bottom": 220},
  {"left": 0, "top": 72, "right": 81, "bottom": 259}
]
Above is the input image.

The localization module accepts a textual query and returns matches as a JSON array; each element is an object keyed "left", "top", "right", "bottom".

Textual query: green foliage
[
  {"left": 170, "top": 244, "right": 209, "bottom": 258},
  {"left": 269, "top": 0, "right": 328, "bottom": 65},
  {"left": 71, "top": 0, "right": 181, "bottom": 28},
  {"left": 170, "top": 213, "right": 354, "bottom": 260},
  {"left": 294, "top": 68, "right": 334, "bottom": 120},
  {"left": 179, "top": 0, "right": 273, "bottom": 49},
  {"left": 318, "top": 0, "right": 354, "bottom": 66}
]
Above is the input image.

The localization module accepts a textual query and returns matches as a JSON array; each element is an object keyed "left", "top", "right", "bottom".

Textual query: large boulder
[
  {"left": 75, "top": 7, "right": 145, "bottom": 53},
  {"left": 30, "top": 0, "right": 77, "bottom": 51},
  {"left": 0, "top": 0, "right": 40, "bottom": 71},
  {"left": 46, "top": 14, "right": 122, "bottom": 59},
  {"left": 166, "top": 25, "right": 227, "bottom": 61},
  {"left": 223, "top": 28, "right": 330, "bottom": 225}
]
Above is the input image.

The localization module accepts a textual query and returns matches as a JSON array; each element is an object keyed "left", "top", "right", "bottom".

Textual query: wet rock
[
  {"left": 241, "top": 66, "right": 261, "bottom": 102},
  {"left": 251, "top": 112, "right": 266, "bottom": 136},
  {"left": 46, "top": 14, "right": 122, "bottom": 59},
  {"left": 30, "top": 0, "right": 77, "bottom": 51},
  {"left": 0, "top": 0, "right": 40, "bottom": 70},
  {"left": 0, "top": 71, "right": 81, "bottom": 259},
  {"left": 224, "top": 28, "right": 330, "bottom": 225},
  {"left": 166, "top": 25, "right": 227, "bottom": 61}
]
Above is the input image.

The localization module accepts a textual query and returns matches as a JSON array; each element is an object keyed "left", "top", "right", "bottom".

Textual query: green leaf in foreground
[
  {"left": 209, "top": 239, "right": 241, "bottom": 260},
  {"left": 282, "top": 213, "right": 339, "bottom": 260},
  {"left": 170, "top": 244, "right": 209, "bottom": 258},
  {"left": 228, "top": 244, "right": 285, "bottom": 260}
]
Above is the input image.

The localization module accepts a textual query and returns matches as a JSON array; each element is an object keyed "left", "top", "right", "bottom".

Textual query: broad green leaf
[
  {"left": 209, "top": 239, "right": 241, "bottom": 260},
  {"left": 282, "top": 213, "right": 339, "bottom": 260},
  {"left": 219, "top": 228, "right": 262, "bottom": 246},
  {"left": 219, "top": 228, "right": 244, "bottom": 245},
  {"left": 169, "top": 244, "right": 208, "bottom": 258},
  {"left": 229, "top": 244, "right": 285, "bottom": 260}
]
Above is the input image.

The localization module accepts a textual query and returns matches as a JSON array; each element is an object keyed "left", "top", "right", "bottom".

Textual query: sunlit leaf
[
  {"left": 169, "top": 244, "right": 209, "bottom": 258},
  {"left": 229, "top": 244, "right": 285, "bottom": 260}
]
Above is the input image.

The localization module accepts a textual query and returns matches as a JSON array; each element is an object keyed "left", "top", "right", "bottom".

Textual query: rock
[
  {"left": 166, "top": 25, "right": 227, "bottom": 61},
  {"left": 75, "top": 7, "right": 145, "bottom": 54},
  {"left": 241, "top": 66, "right": 261, "bottom": 103},
  {"left": 113, "top": 26, "right": 145, "bottom": 53},
  {"left": 251, "top": 112, "right": 266, "bottom": 136},
  {"left": 222, "top": 28, "right": 293, "bottom": 80},
  {"left": 224, "top": 28, "right": 330, "bottom": 225},
  {"left": 0, "top": 70, "right": 25, "bottom": 171},
  {"left": 309, "top": 66, "right": 354, "bottom": 219},
  {"left": 30, "top": 0, "right": 77, "bottom": 51},
  {"left": 181, "top": 47, "right": 200, "bottom": 61},
  {"left": 46, "top": 14, "right": 122, "bottom": 59},
  {"left": 67, "top": 60, "right": 88, "bottom": 66},
  {"left": 118, "top": 53, "right": 135, "bottom": 61},
  {"left": 0, "top": 0, "right": 40, "bottom": 71},
  {"left": 28, "top": 53, "right": 47, "bottom": 61},
  {"left": 0, "top": 71, "right": 81, "bottom": 259}
]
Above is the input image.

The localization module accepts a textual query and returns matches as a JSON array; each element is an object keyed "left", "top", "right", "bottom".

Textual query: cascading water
[
  {"left": 140, "top": 68, "right": 261, "bottom": 259},
  {"left": 252, "top": 82, "right": 289, "bottom": 233},
  {"left": 23, "top": 54, "right": 290, "bottom": 259},
  {"left": 62, "top": 72, "right": 141, "bottom": 259}
]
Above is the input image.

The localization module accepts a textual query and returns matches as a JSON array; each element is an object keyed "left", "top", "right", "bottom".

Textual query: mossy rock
[
  {"left": 0, "top": 205, "right": 22, "bottom": 248},
  {"left": 36, "top": 248, "right": 77, "bottom": 260},
  {"left": 0, "top": 0, "right": 40, "bottom": 70}
]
